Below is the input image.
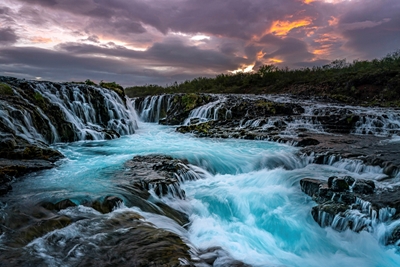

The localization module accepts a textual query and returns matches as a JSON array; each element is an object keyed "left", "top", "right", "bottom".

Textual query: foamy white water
[{"left": 2, "top": 122, "right": 400, "bottom": 267}]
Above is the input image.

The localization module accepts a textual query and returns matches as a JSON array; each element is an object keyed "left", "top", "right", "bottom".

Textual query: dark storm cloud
[
  {"left": 0, "top": 27, "right": 18, "bottom": 45},
  {"left": 56, "top": 38, "right": 247, "bottom": 71},
  {"left": 15, "top": 0, "right": 304, "bottom": 39},
  {"left": 1, "top": 0, "right": 399, "bottom": 85},
  {"left": 0, "top": 46, "right": 210, "bottom": 86},
  {"left": 336, "top": 0, "right": 400, "bottom": 58},
  {"left": 342, "top": 17, "right": 400, "bottom": 59}
]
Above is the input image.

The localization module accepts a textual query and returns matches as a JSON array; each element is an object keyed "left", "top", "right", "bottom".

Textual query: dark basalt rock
[
  {"left": 42, "top": 199, "right": 77, "bottom": 211},
  {"left": 92, "top": 195, "right": 123, "bottom": 214},
  {"left": 300, "top": 176, "right": 400, "bottom": 243},
  {"left": 295, "top": 138, "right": 320, "bottom": 147},
  {"left": 125, "top": 155, "right": 193, "bottom": 200},
  {"left": 109, "top": 154, "right": 205, "bottom": 226},
  {"left": 300, "top": 176, "right": 376, "bottom": 230},
  {"left": 0, "top": 204, "right": 73, "bottom": 248}
]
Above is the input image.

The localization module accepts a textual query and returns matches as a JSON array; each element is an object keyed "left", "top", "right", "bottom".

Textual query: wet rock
[
  {"left": 328, "top": 176, "right": 349, "bottom": 192},
  {"left": 352, "top": 179, "right": 375, "bottom": 195},
  {"left": 0, "top": 204, "right": 73, "bottom": 247},
  {"left": 299, "top": 178, "right": 325, "bottom": 197},
  {"left": 159, "top": 94, "right": 215, "bottom": 125},
  {"left": 69, "top": 211, "right": 194, "bottom": 267},
  {"left": 92, "top": 196, "right": 123, "bottom": 214},
  {"left": 311, "top": 202, "right": 348, "bottom": 227},
  {"left": 125, "top": 155, "right": 194, "bottom": 200},
  {"left": 300, "top": 176, "right": 380, "bottom": 233},
  {"left": 110, "top": 155, "right": 197, "bottom": 226},
  {"left": 387, "top": 224, "right": 400, "bottom": 246},
  {"left": 295, "top": 138, "right": 320, "bottom": 147},
  {"left": 198, "top": 247, "right": 252, "bottom": 267}
]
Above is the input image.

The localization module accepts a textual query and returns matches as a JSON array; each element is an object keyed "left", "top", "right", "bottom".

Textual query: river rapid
[{"left": 1, "top": 121, "right": 400, "bottom": 267}]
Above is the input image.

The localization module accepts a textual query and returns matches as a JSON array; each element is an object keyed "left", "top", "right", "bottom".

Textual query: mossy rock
[
  {"left": 100, "top": 82, "right": 125, "bottom": 100},
  {"left": 181, "top": 93, "right": 200, "bottom": 111},
  {"left": 0, "top": 83, "right": 13, "bottom": 95},
  {"left": 177, "top": 121, "right": 214, "bottom": 134}
]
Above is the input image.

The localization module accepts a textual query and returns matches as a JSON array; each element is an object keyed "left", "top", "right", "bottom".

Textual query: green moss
[
  {"left": 100, "top": 81, "right": 125, "bottom": 99},
  {"left": 181, "top": 93, "right": 199, "bottom": 111},
  {"left": 255, "top": 100, "right": 277, "bottom": 114},
  {"left": 0, "top": 83, "right": 13, "bottom": 95},
  {"left": 85, "top": 79, "right": 97, "bottom": 86},
  {"left": 34, "top": 92, "right": 44, "bottom": 101}
]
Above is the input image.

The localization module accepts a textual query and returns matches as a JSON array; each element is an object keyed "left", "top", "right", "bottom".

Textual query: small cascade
[
  {"left": 183, "top": 97, "right": 227, "bottom": 125},
  {"left": 0, "top": 102, "right": 47, "bottom": 143},
  {"left": 142, "top": 164, "right": 207, "bottom": 200},
  {"left": 315, "top": 197, "right": 397, "bottom": 234},
  {"left": 135, "top": 95, "right": 172, "bottom": 122},
  {"left": 306, "top": 153, "right": 385, "bottom": 176},
  {"left": 281, "top": 116, "right": 325, "bottom": 136},
  {"left": 0, "top": 79, "right": 138, "bottom": 144},
  {"left": 353, "top": 112, "right": 400, "bottom": 136}
]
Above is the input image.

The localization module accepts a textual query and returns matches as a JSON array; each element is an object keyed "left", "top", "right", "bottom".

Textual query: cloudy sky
[{"left": 1, "top": 0, "right": 399, "bottom": 86}]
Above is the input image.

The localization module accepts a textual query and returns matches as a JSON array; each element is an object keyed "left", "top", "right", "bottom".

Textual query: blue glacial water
[{"left": 3, "top": 122, "right": 400, "bottom": 267}]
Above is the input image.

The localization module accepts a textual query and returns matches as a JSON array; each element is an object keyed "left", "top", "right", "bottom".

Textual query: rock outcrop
[{"left": 300, "top": 176, "right": 400, "bottom": 245}]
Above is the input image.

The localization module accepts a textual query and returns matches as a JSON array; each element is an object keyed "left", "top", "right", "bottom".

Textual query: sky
[{"left": 0, "top": 0, "right": 399, "bottom": 87}]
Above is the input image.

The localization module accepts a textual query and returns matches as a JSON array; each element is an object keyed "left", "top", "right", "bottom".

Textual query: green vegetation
[
  {"left": 99, "top": 81, "right": 125, "bottom": 99},
  {"left": 85, "top": 79, "right": 97, "bottom": 86},
  {"left": 181, "top": 93, "right": 200, "bottom": 111},
  {"left": 0, "top": 83, "right": 13, "bottom": 95},
  {"left": 125, "top": 50, "right": 400, "bottom": 106},
  {"left": 34, "top": 92, "right": 44, "bottom": 101}
]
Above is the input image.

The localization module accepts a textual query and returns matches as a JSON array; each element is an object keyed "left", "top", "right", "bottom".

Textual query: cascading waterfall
[
  {"left": 183, "top": 97, "right": 228, "bottom": 125},
  {"left": 353, "top": 112, "right": 400, "bottom": 136},
  {"left": 134, "top": 94, "right": 172, "bottom": 122},
  {"left": 0, "top": 81, "right": 138, "bottom": 143}
]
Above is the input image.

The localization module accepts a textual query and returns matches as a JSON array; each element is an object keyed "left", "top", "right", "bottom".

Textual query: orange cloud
[
  {"left": 328, "top": 16, "right": 339, "bottom": 26},
  {"left": 270, "top": 18, "right": 313, "bottom": 36},
  {"left": 312, "top": 32, "right": 341, "bottom": 58},
  {"left": 31, "top": 37, "right": 53, "bottom": 43},
  {"left": 269, "top": 58, "right": 283, "bottom": 63},
  {"left": 256, "top": 51, "right": 266, "bottom": 60}
]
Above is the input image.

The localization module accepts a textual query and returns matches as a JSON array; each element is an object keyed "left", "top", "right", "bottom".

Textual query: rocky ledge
[{"left": 300, "top": 176, "right": 400, "bottom": 245}]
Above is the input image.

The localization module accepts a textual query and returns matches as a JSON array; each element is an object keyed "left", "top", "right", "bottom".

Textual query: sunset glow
[
  {"left": 0, "top": 0, "right": 398, "bottom": 85},
  {"left": 270, "top": 18, "right": 313, "bottom": 36}
]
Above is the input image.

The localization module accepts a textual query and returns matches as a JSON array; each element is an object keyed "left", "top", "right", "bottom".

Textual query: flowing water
[{"left": 1, "top": 121, "right": 400, "bottom": 266}]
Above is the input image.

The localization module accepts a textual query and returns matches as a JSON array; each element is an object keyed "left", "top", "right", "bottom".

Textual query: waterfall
[
  {"left": 352, "top": 112, "right": 400, "bottom": 136},
  {"left": 183, "top": 97, "right": 227, "bottom": 125},
  {"left": 0, "top": 79, "right": 138, "bottom": 144},
  {"left": 135, "top": 95, "right": 172, "bottom": 122}
]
